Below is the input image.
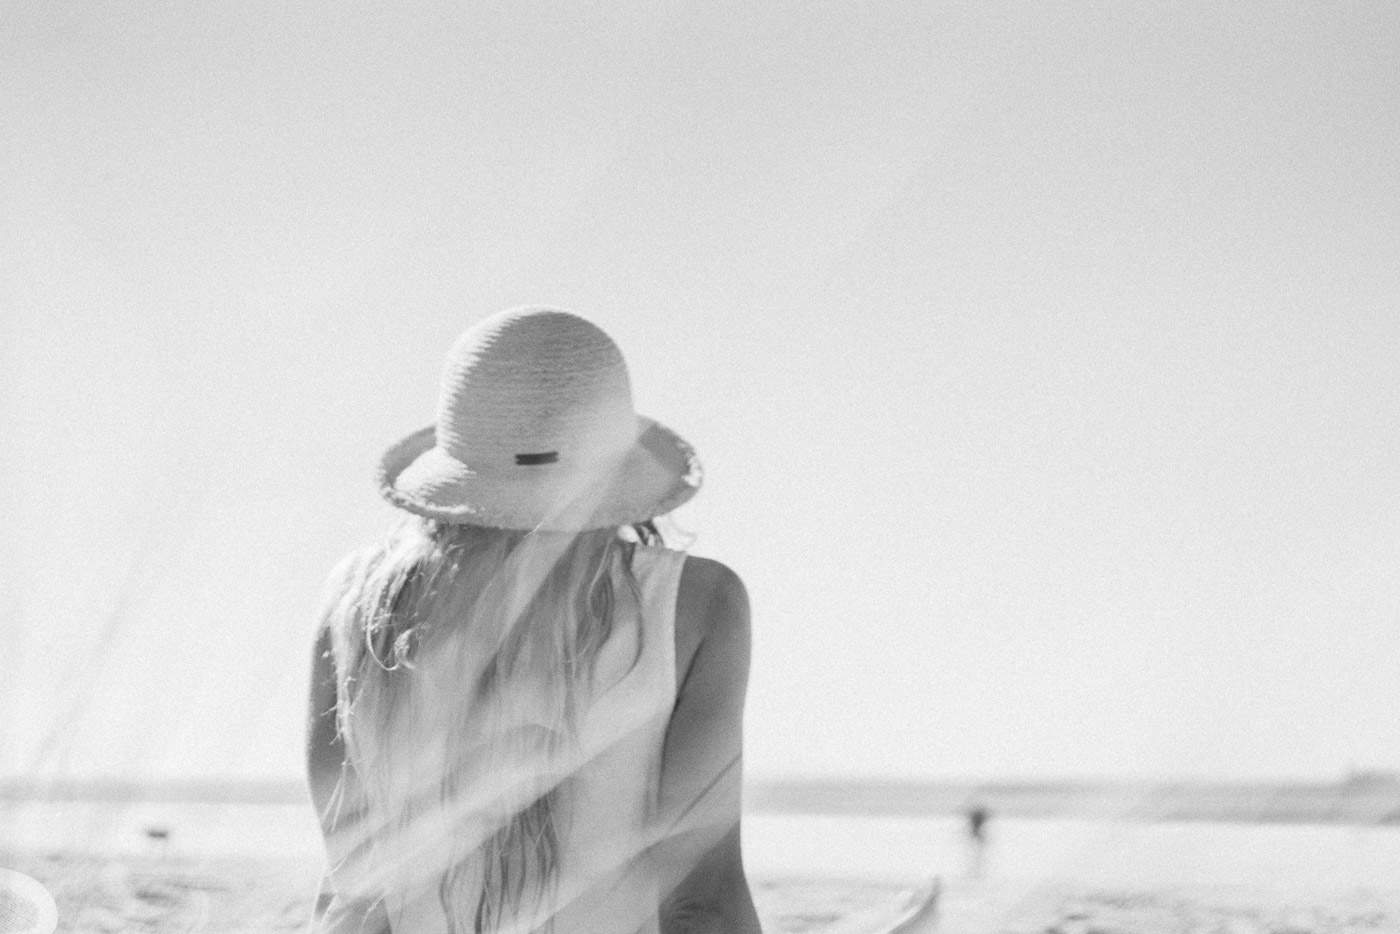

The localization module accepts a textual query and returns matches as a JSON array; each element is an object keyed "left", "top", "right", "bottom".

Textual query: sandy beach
[{"left": 5, "top": 849, "right": 1399, "bottom": 934}]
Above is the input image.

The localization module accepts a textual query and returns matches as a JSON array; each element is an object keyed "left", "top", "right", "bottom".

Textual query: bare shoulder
[
  {"left": 658, "top": 555, "right": 757, "bottom": 931},
  {"left": 674, "top": 556, "right": 751, "bottom": 687}
]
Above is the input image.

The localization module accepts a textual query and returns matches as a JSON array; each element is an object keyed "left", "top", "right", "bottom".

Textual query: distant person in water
[
  {"left": 965, "top": 803, "right": 990, "bottom": 879},
  {"left": 304, "top": 307, "right": 760, "bottom": 933},
  {"left": 967, "top": 804, "right": 989, "bottom": 842}
]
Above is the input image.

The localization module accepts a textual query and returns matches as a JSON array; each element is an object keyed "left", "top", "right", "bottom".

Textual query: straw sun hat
[{"left": 377, "top": 306, "right": 702, "bottom": 531}]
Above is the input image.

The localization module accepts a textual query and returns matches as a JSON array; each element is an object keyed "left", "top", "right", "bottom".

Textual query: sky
[{"left": 2, "top": 0, "right": 1398, "bottom": 784}]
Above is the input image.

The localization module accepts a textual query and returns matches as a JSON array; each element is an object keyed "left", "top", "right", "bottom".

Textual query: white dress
[{"left": 317, "top": 543, "right": 685, "bottom": 934}]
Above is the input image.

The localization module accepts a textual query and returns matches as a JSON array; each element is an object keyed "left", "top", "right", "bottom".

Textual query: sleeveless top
[{"left": 318, "top": 543, "right": 686, "bottom": 934}]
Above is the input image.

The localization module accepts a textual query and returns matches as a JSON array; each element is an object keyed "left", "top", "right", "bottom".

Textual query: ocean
[{"left": 4, "top": 800, "right": 1398, "bottom": 890}]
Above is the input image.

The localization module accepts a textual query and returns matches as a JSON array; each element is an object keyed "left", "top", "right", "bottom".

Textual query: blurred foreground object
[{"left": 0, "top": 868, "right": 57, "bottom": 934}]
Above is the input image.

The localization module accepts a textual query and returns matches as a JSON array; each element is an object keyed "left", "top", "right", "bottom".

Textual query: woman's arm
[
  {"left": 306, "top": 626, "right": 349, "bottom": 925},
  {"left": 306, "top": 624, "right": 346, "bottom": 830},
  {"left": 305, "top": 560, "right": 391, "bottom": 934},
  {"left": 656, "top": 556, "right": 762, "bottom": 934}
]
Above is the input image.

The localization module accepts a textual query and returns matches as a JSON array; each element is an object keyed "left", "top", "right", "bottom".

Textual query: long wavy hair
[{"left": 325, "top": 516, "right": 660, "bottom": 933}]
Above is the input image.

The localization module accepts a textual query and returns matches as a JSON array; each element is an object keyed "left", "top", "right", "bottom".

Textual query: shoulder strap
[{"left": 628, "top": 543, "right": 687, "bottom": 690}]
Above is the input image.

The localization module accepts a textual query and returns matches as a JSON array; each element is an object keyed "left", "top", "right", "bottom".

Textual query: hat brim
[{"left": 376, "top": 416, "right": 702, "bottom": 531}]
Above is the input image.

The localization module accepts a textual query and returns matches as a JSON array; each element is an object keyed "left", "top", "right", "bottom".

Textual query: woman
[{"left": 304, "top": 307, "right": 762, "bottom": 934}]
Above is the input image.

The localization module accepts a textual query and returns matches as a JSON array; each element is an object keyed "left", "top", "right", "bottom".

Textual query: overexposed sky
[{"left": 3, "top": 0, "right": 1398, "bottom": 783}]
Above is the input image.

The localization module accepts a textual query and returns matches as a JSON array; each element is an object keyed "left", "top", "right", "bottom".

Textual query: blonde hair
[{"left": 326, "top": 516, "right": 658, "bottom": 932}]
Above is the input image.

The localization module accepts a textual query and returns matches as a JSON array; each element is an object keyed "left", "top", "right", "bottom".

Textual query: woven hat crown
[
  {"left": 378, "top": 306, "right": 700, "bottom": 530},
  {"left": 436, "top": 308, "right": 637, "bottom": 470}
]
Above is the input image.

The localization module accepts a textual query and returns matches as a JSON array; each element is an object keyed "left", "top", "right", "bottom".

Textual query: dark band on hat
[{"left": 515, "top": 452, "right": 559, "bottom": 466}]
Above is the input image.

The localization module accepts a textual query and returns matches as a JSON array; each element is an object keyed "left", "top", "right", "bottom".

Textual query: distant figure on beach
[
  {"left": 967, "top": 804, "right": 989, "bottom": 843},
  {"left": 304, "top": 308, "right": 760, "bottom": 933},
  {"left": 965, "top": 803, "right": 990, "bottom": 878},
  {"left": 144, "top": 824, "right": 172, "bottom": 861}
]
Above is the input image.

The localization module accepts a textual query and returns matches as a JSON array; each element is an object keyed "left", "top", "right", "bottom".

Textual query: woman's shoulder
[
  {"left": 674, "top": 555, "right": 750, "bottom": 680},
  {"left": 677, "top": 556, "right": 747, "bottom": 615}
]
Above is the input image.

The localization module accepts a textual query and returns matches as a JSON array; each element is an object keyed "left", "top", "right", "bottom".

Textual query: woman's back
[
  {"left": 378, "top": 541, "right": 684, "bottom": 934},
  {"left": 305, "top": 307, "right": 760, "bottom": 934}
]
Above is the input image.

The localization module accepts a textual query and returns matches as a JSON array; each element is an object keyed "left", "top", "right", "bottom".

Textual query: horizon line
[{"left": 2, "top": 772, "right": 1395, "bottom": 807}]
